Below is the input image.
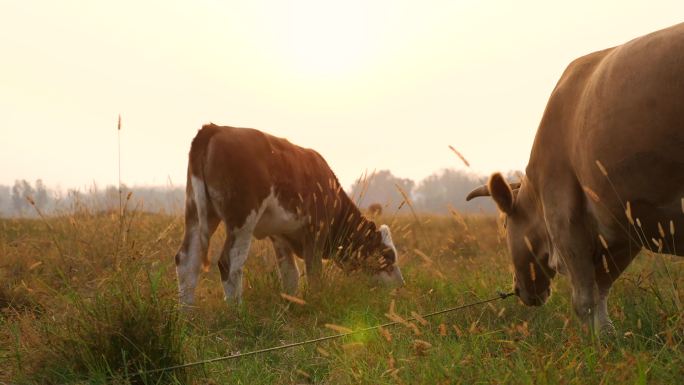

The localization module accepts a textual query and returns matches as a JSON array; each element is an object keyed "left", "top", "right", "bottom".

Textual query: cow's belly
[
  {"left": 252, "top": 196, "right": 304, "bottom": 240},
  {"left": 628, "top": 195, "right": 684, "bottom": 257}
]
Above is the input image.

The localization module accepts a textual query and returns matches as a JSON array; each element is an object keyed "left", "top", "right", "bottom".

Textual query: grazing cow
[
  {"left": 467, "top": 23, "right": 684, "bottom": 333},
  {"left": 174, "top": 124, "right": 405, "bottom": 305}
]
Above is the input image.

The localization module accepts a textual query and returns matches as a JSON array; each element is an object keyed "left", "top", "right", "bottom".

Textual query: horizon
[
  {"left": 2, "top": 1, "right": 682, "bottom": 191},
  {"left": 0, "top": 166, "right": 496, "bottom": 193}
]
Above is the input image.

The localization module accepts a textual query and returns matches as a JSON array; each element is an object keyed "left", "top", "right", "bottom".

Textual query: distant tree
[
  {"left": 414, "top": 169, "right": 521, "bottom": 214},
  {"left": 413, "top": 169, "right": 489, "bottom": 214},
  {"left": 348, "top": 170, "right": 415, "bottom": 214},
  {"left": 11, "top": 179, "right": 34, "bottom": 214},
  {"left": 0, "top": 185, "right": 9, "bottom": 216},
  {"left": 34, "top": 179, "right": 49, "bottom": 211}
]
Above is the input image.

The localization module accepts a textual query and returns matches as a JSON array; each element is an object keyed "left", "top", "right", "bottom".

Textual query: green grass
[{"left": 1, "top": 210, "right": 682, "bottom": 384}]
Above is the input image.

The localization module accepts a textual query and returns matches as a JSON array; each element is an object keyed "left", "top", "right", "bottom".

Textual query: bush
[{"left": 25, "top": 264, "right": 187, "bottom": 384}]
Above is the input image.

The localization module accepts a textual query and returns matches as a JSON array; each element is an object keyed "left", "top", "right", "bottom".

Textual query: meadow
[{"left": 1, "top": 204, "right": 682, "bottom": 384}]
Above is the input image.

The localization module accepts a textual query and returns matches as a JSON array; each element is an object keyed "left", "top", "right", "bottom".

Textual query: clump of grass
[{"left": 20, "top": 263, "right": 187, "bottom": 384}]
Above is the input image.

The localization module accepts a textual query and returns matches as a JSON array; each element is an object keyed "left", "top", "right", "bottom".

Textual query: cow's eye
[{"left": 381, "top": 248, "right": 396, "bottom": 264}]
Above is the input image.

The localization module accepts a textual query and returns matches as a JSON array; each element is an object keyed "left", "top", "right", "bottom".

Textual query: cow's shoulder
[{"left": 552, "top": 47, "right": 614, "bottom": 97}]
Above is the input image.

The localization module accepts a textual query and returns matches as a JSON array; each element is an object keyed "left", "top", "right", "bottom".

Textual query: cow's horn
[
  {"left": 466, "top": 182, "right": 521, "bottom": 201},
  {"left": 466, "top": 185, "right": 490, "bottom": 201}
]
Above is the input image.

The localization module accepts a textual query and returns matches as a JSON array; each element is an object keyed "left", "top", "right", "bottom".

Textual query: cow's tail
[{"left": 188, "top": 124, "right": 221, "bottom": 271}]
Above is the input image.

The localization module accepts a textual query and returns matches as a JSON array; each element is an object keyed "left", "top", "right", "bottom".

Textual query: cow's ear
[
  {"left": 379, "top": 225, "right": 398, "bottom": 262},
  {"left": 488, "top": 173, "right": 514, "bottom": 214},
  {"left": 379, "top": 224, "right": 394, "bottom": 245}
]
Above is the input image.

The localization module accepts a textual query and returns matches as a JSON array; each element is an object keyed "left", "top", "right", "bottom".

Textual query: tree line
[
  {"left": 348, "top": 169, "right": 520, "bottom": 215},
  {"left": 0, "top": 169, "right": 520, "bottom": 217},
  {"left": 0, "top": 180, "right": 185, "bottom": 217}
]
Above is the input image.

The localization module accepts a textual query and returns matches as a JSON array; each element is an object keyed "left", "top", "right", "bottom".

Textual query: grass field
[{"left": 1, "top": 207, "right": 682, "bottom": 384}]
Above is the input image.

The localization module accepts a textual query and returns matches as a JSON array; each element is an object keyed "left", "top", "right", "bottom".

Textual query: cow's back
[
  {"left": 529, "top": 23, "right": 684, "bottom": 220},
  {"left": 190, "top": 124, "right": 339, "bottom": 229}
]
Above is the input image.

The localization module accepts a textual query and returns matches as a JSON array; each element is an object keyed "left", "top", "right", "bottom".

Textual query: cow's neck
[{"left": 325, "top": 190, "right": 377, "bottom": 259}]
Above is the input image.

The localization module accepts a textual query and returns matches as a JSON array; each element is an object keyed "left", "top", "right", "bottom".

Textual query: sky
[{"left": 1, "top": 0, "right": 682, "bottom": 191}]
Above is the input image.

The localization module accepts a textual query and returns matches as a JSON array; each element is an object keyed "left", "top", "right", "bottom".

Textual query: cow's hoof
[
  {"left": 600, "top": 322, "right": 616, "bottom": 337},
  {"left": 594, "top": 320, "right": 617, "bottom": 342}
]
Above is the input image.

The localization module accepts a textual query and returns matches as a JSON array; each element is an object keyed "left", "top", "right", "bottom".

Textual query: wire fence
[{"left": 122, "top": 291, "right": 515, "bottom": 379}]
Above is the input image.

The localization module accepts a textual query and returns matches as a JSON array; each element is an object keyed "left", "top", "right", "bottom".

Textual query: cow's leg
[
  {"left": 594, "top": 285, "right": 614, "bottom": 335},
  {"left": 303, "top": 240, "right": 323, "bottom": 288},
  {"left": 593, "top": 246, "right": 638, "bottom": 335},
  {"left": 217, "top": 231, "right": 235, "bottom": 298},
  {"left": 219, "top": 221, "right": 257, "bottom": 304},
  {"left": 543, "top": 182, "right": 600, "bottom": 328},
  {"left": 175, "top": 182, "right": 220, "bottom": 306},
  {"left": 547, "top": 222, "right": 598, "bottom": 326},
  {"left": 567, "top": 255, "right": 598, "bottom": 328},
  {"left": 271, "top": 237, "right": 300, "bottom": 295}
]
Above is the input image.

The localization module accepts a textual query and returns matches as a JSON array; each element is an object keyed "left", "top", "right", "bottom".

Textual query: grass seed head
[
  {"left": 448, "top": 145, "right": 471, "bottom": 167},
  {"left": 524, "top": 236, "right": 534, "bottom": 254},
  {"left": 378, "top": 326, "right": 392, "bottom": 343},
  {"left": 529, "top": 262, "right": 536, "bottom": 282},
  {"left": 411, "top": 311, "right": 429, "bottom": 326},
  {"left": 280, "top": 293, "right": 307, "bottom": 306},
  {"left": 625, "top": 201, "right": 634, "bottom": 225},
  {"left": 595, "top": 160, "right": 608, "bottom": 176},
  {"left": 317, "top": 347, "right": 330, "bottom": 357},
  {"left": 325, "top": 323, "right": 353, "bottom": 334},
  {"left": 583, "top": 186, "right": 600, "bottom": 202},
  {"left": 414, "top": 249, "right": 433, "bottom": 265},
  {"left": 412, "top": 339, "right": 432, "bottom": 355}
]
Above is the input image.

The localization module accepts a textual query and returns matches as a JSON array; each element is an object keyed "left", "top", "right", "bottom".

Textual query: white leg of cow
[
  {"left": 176, "top": 220, "right": 219, "bottom": 306},
  {"left": 176, "top": 224, "right": 202, "bottom": 306},
  {"left": 176, "top": 177, "right": 219, "bottom": 306},
  {"left": 271, "top": 237, "right": 300, "bottom": 295},
  {"left": 222, "top": 223, "right": 256, "bottom": 304}
]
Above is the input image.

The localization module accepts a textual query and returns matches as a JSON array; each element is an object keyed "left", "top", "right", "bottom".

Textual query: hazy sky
[{"left": 2, "top": 1, "right": 682, "bottom": 191}]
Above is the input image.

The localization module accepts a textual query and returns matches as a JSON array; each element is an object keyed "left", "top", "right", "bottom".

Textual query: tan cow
[
  {"left": 174, "top": 124, "right": 404, "bottom": 305},
  {"left": 467, "top": 23, "right": 684, "bottom": 333}
]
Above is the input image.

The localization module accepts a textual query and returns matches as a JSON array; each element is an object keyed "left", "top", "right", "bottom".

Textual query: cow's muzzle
[
  {"left": 374, "top": 265, "right": 405, "bottom": 287},
  {"left": 515, "top": 286, "right": 551, "bottom": 306}
]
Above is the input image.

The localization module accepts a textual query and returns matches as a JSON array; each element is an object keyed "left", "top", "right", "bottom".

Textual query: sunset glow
[{"left": 1, "top": 1, "right": 682, "bottom": 190}]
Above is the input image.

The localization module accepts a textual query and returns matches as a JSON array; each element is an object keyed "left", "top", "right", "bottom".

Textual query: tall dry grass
[{"left": 0, "top": 199, "right": 682, "bottom": 384}]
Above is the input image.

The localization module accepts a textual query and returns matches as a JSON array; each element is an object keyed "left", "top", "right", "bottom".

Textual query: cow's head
[
  {"left": 467, "top": 173, "right": 555, "bottom": 306},
  {"left": 351, "top": 222, "right": 404, "bottom": 287},
  {"left": 372, "top": 225, "right": 405, "bottom": 287}
]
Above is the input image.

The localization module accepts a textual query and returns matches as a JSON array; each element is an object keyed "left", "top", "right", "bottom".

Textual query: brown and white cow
[
  {"left": 174, "top": 124, "right": 404, "bottom": 305},
  {"left": 467, "top": 23, "right": 684, "bottom": 333}
]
